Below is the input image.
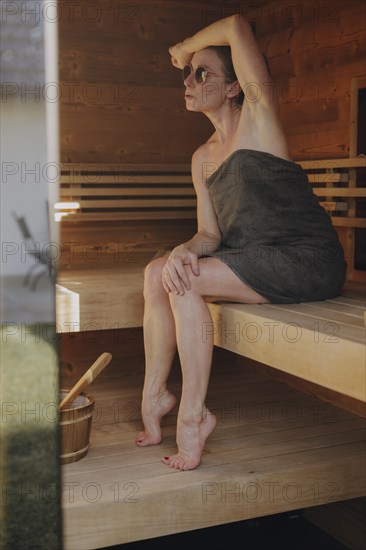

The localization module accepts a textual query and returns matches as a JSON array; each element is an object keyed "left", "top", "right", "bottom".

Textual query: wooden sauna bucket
[{"left": 59, "top": 390, "right": 95, "bottom": 465}]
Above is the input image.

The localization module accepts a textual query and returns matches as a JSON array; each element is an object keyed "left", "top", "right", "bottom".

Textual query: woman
[{"left": 135, "top": 14, "right": 346, "bottom": 471}]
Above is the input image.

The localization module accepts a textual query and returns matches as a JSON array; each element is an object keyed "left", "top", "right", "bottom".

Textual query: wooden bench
[
  {"left": 58, "top": 158, "right": 366, "bottom": 549},
  {"left": 57, "top": 156, "right": 366, "bottom": 402},
  {"left": 207, "top": 283, "right": 366, "bottom": 406}
]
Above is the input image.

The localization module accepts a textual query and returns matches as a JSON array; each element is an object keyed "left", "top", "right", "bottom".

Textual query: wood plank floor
[{"left": 61, "top": 353, "right": 366, "bottom": 550}]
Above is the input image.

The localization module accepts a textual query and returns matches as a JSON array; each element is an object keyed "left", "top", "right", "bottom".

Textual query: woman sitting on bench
[{"left": 135, "top": 14, "right": 347, "bottom": 470}]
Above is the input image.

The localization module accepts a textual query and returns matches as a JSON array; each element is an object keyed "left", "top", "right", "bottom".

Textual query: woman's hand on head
[
  {"left": 162, "top": 244, "right": 199, "bottom": 295},
  {"left": 169, "top": 41, "right": 193, "bottom": 69}
]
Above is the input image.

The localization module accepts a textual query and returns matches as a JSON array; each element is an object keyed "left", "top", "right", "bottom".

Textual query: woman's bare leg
[
  {"left": 162, "top": 257, "right": 269, "bottom": 470},
  {"left": 136, "top": 256, "right": 178, "bottom": 446}
]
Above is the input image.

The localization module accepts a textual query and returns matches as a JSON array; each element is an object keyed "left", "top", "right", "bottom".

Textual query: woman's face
[{"left": 183, "top": 49, "right": 228, "bottom": 112}]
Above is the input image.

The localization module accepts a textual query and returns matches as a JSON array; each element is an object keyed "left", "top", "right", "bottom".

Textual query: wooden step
[{"left": 61, "top": 359, "right": 366, "bottom": 549}]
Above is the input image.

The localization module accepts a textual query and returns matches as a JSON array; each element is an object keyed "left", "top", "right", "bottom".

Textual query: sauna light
[{"left": 54, "top": 202, "right": 80, "bottom": 209}]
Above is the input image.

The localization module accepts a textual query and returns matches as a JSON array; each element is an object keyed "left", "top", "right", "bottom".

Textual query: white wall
[{"left": 0, "top": 98, "right": 57, "bottom": 276}]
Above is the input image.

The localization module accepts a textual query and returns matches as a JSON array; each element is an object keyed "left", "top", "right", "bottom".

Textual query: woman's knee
[
  {"left": 143, "top": 256, "right": 166, "bottom": 297},
  {"left": 168, "top": 259, "right": 209, "bottom": 298}
]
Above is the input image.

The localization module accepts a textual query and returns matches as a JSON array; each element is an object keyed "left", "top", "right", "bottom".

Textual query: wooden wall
[
  {"left": 59, "top": 0, "right": 366, "bottom": 163},
  {"left": 58, "top": 0, "right": 366, "bottom": 271},
  {"left": 59, "top": 0, "right": 212, "bottom": 164}
]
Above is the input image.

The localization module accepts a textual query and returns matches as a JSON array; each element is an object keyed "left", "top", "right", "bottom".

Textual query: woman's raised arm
[{"left": 169, "top": 14, "right": 273, "bottom": 108}]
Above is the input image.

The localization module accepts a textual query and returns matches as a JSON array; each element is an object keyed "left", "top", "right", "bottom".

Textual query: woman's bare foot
[
  {"left": 162, "top": 409, "right": 217, "bottom": 470},
  {"left": 135, "top": 390, "right": 177, "bottom": 447}
]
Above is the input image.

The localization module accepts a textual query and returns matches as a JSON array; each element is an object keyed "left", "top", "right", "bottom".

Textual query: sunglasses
[{"left": 182, "top": 64, "right": 223, "bottom": 84}]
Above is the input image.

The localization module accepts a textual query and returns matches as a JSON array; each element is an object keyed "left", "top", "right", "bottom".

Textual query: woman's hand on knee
[{"left": 162, "top": 245, "right": 199, "bottom": 295}]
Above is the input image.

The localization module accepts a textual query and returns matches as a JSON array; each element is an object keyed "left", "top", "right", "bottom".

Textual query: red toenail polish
[{"left": 164, "top": 456, "right": 169, "bottom": 460}]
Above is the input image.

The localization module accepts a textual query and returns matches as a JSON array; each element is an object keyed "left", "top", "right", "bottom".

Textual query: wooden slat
[
  {"left": 73, "top": 199, "right": 197, "bottom": 208},
  {"left": 313, "top": 188, "right": 366, "bottom": 197},
  {"left": 307, "top": 173, "right": 347, "bottom": 183},
  {"left": 60, "top": 175, "right": 193, "bottom": 184},
  {"left": 319, "top": 201, "right": 348, "bottom": 212},
  {"left": 60, "top": 163, "right": 191, "bottom": 173},
  {"left": 60, "top": 211, "right": 197, "bottom": 221},
  {"left": 299, "top": 158, "right": 366, "bottom": 169},
  {"left": 61, "top": 159, "right": 366, "bottom": 174},
  {"left": 331, "top": 217, "right": 366, "bottom": 228},
  {"left": 327, "top": 296, "right": 366, "bottom": 308},
  {"left": 60, "top": 187, "right": 195, "bottom": 197},
  {"left": 266, "top": 302, "right": 364, "bottom": 328}
]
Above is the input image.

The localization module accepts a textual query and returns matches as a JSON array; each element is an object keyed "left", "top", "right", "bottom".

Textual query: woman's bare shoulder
[
  {"left": 192, "top": 134, "right": 217, "bottom": 161},
  {"left": 191, "top": 137, "right": 218, "bottom": 183},
  {"left": 192, "top": 144, "right": 209, "bottom": 165}
]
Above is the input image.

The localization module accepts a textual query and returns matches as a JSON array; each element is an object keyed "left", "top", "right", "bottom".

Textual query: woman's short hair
[{"left": 207, "top": 45, "right": 271, "bottom": 107}]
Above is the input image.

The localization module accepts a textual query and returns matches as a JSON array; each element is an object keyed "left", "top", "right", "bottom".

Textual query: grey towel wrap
[{"left": 202, "top": 149, "right": 347, "bottom": 303}]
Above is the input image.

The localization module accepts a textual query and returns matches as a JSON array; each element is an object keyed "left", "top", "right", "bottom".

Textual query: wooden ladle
[{"left": 59, "top": 352, "right": 112, "bottom": 410}]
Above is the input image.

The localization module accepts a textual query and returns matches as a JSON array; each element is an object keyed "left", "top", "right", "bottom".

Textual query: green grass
[{"left": 1, "top": 324, "right": 61, "bottom": 549}]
